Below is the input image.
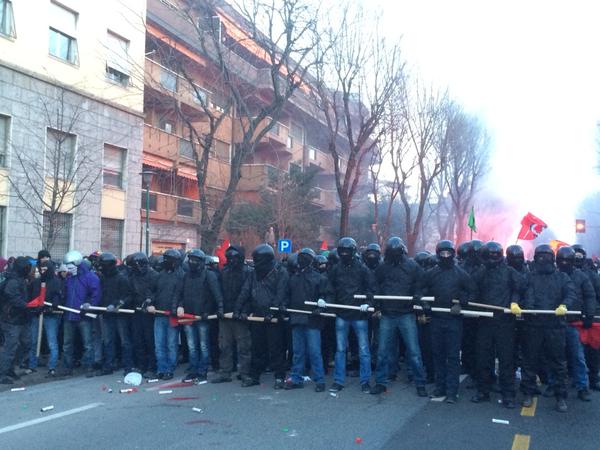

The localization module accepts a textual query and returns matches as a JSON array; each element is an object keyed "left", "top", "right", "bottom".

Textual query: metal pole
[{"left": 145, "top": 185, "right": 150, "bottom": 255}]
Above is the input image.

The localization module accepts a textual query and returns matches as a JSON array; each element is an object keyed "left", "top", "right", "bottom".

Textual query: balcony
[
  {"left": 145, "top": 57, "right": 213, "bottom": 117},
  {"left": 140, "top": 191, "right": 200, "bottom": 225},
  {"left": 254, "top": 118, "right": 292, "bottom": 155},
  {"left": 306, "top": 145, "right": 334, "bottom": 172},
  {"left": 311, "top": 187, "right": 338, "bottom": 210},
  {"left": 144, "top": 124, "right": 198, "bottom": 161},
  {"left": 238, "top": 164, "right": 282, "bottom": 191}
]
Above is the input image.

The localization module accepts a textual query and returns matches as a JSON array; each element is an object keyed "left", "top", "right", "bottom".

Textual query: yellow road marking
[
  {"left": 511, "top": 434, "right": 531, "bottom": 450},
  {"left": 521, "top": 397, "right": 537, "bottom": 417}
]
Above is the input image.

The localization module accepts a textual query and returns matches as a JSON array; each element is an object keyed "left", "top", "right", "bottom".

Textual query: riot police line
[{"left": 0, "top": 238, "right": 599, "bottom": 413}]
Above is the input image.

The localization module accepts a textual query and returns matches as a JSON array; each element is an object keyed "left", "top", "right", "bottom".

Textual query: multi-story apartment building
[
  {"left": 141, "top": 0, "right": 344, "bottom": 252},
  {"left": 0, "top": 0, "right": 146, "bottom": 258}
]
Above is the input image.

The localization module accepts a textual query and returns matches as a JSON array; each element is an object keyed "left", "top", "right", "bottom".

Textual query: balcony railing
[
  {"left": 238, "top": 164, "right": 282, "bottom": 191},
  {"left": 140, "top": 190, "right": 200, "bottom": 224},
  {"left": 311, "top": 187, "right": 337, "bottom": 210}
]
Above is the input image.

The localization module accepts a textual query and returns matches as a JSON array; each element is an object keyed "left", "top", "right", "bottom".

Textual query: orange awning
[
  {"left": 177, "top": 166, "right": 197, "bottom": 181},
  {"left": 143, "top": 154, "right": 173, "bottom": 171}
]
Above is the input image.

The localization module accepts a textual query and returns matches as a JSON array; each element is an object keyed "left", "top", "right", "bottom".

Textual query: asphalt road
[{"left": 0, "top": 370, "right": 598, "bottom": 450}]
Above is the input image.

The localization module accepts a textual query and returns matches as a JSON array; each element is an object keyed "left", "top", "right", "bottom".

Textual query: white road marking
[{"left": 0, "top": 402, "right": 103, "bottom": 435}]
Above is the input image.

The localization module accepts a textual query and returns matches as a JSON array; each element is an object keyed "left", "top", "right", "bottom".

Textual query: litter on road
[
  {"left": 119, "top": 388, "right": 137, "bottom": 394},
  {"left": 10, "top": 387, "right": 26, "bottom": 392},
  {"left": 192, "top": 407, "right": 203, "bottom": 413},
  {"left": 492, "top": 419, "right": 510, "bottom": 425},
  {"left": 40, "top": 406, "right": 54, "bottom": 412},
  {"left": 159, "top": 390, "right": 174, "bottom": 395},
  {"left": 147, "top": 379, "right": 159, "bottom": 383}
]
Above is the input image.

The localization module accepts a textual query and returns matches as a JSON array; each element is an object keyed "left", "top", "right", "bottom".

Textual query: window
[
  {"left": 179, "top": 139, "right": 194, "bottom": 159},
  {"left": 210, "top": 140, "right": 230, "bottom": 162},
  {"left": 103, "top": 144, "right": 125, "bottom": 188},
  {"left": 46, "top": 128, "right": 75, "bottom": 177},
  {"left": 0, "top": 115, "right": 9, "bottom": 167},
  {"left": 48, "top": 3, "right": 78, "bottom": 64},
  {"left": 210, "top": 91, "right": 228, "bottom": 112},
  {"left": 290, "top": 121, "right": 304, "bottom": 144},
  {"left": 158, "top": 118, "right": 174, "bottom": 134},
  {"left": 0, "top": 0, "right": 16, "bottom": 38},
  {"left": 101, "top": 218, "right": 123, "bottom": 258},
  {"left": 308, "top": 146, "right": 317, "bottom": 161},
  {"left": 0, "top": 206, "right": 5, "bottom": 254},
  {"left": 43, "top": 212, "right": 72, "bottom": 257},
  {"left": 141, "top": 192, "right": 157, "bottom": 211},
  {"left": 192, "top": 85, "right": 209, "bottom": 106},
  {"left": 177, "top": 198, "right": 194, "bottom": 217},
  {"left": 160, "top": 67, "right": 177, "bottom": 92},
  {"left": 106, "top": 31, "right": 130, "bottom": 86},
  {"left": 289, "top": 162, "right": 302, "bottom": 177}
]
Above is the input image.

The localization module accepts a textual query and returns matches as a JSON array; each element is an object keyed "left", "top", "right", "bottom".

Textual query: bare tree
[
  {"left": 7, "top": 87, "right": 101, "bottom": 253},
  {"left": 442, "top": 105, "right": 490, "bottom": 244},
  {"left": 394, "top": 81, "right": 449, "bottom": 254},
  {"left": 146, "top": 0, "right": 320, "bottom": 252},
  {"left": 313, "top": 5, "right": 404, "bottom": 237}
]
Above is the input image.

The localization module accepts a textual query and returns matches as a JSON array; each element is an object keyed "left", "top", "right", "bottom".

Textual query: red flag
[
  {"left": 549, "top": 239, "right": 570, "bottom": 253},
  {"left": 214, "top": 239, "right": 230, "bottom": 269},
  {"left": 27, "top": 285, "right": 46, "bottom": 308},
  {"left": 320, "top": 240, "right": 328, "bottom": 251},
  {"left": 517, "top": 212, "right": 547, "bottom": 240},
  {"left": 573, "top": 322, "right": 600, "bottom": 349}
]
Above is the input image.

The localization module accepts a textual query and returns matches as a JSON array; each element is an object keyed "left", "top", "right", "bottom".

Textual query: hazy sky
[{"left": 371, "top": 0, "right": 600, "bottom": 243}]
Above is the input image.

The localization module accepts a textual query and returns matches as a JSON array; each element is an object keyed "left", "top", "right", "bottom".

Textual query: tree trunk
[
  {"left": 339, "top": 196, "right": 350, "bottom": 238},
  {"left": 406, "top": 230, "right": 418, "bottom": 256}
]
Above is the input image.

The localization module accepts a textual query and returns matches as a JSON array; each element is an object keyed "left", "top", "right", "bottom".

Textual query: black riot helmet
[
  {"left": 483, "top": 241, "right": 503, "bottom": 268},
  {"left": 436, "top": 240, "right": 455, "bottom": 268},
  {"left": 327, "top": 248, "right": 339, "bottom": 268},
  {"left": 385, "top": 237, "right": 406, "bottom": 265},
  {"left": 313, "top": 254, "right": 328, "bottom": 273},
  {"left": 149, "top": 255, "right": 163, "bottom": 272},
  {"left": 286, "top": 252, "right": 299, "bottom": 274},
  {"left": 13, "top": 256, "right": 32, "bottom": 279},
  {"left": 414, "top": 251, "right": 431, "bottom": 268},
  {"left": 130, "top": 252, "right": 149, "bottom": 275},
  {"left": 225, "top": 246, "right": 245, "bottom": 267},
  {"left": 337, "top": 237, "right": 357, "bottom": 265},
  {"left": 468, "top": 240, "right": 483, "bottom": 265},
  {"left": 163, "top": 248, "right": 182, "bottom": 271},
  {"left": 534, "top": 244, "right": 555, "bottom": 274},
  {"left": 252, "top": 244, "right": 275, "bottom": 280},
  {"left": 99, "top": 252, "right": 118, "bottom": 276},
  {"left": 506, "top": 245, "right": 524, "bottom": 270},
  {"left": 298, "top": 248, "right": 316, "bottom": 271},
  {"left": 363, "top": 243, "right": 381, "bottom": 270},
  {"left": 457, "top": 242, "right": 472, "bottom": 262},
  {"left": 187, "top": 248, "right": 206, "bottom": 272},
  {"left": 571, "top": 244, "right": 586, "bottom": 269},
  {"left": 556, "top": 246, "right": 575, "bottom": 273}
]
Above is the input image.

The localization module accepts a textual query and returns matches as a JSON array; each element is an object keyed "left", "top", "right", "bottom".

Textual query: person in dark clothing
[
  {"left": 178, "top": 249, "right": 224, "bottom": 382},
  {"left": 362, "top": 243, "right": 382, "bottom": 371},
  {"left": 147, "top": 249, "right": 184, "bottom": 380},
  {"left": 313, "top": 255, "right": 328, "bottom": 274},
  {"left": 128, "top": 252, "right": 158, "bottom": 377},
  {"left": 416, "top": 240, "right": 475, "bottom": 404},
  {"left": 550, "top": 246, "right": 596, "bottom": 401},
  {"left": 62, "top": 250, "right": 101, "bottom": 377},
  {"left": 26, "top": 260, "right": 64, "bottom": 378},
  {"left": 284, "top": 247, "right": 327, "bottom": 392},
  {"left": 323, "top": 237, "right": 376, "bottom": 393},
  {"left": 458, "top": 241, "right": 480, "bottom": 389},
  {"left": 362, "top": 244, "right": 381, "bottom": 271},
  {"left": 0, "top": 257, "right": 33, "bottom": 384},
  {"left": 98, "top": 252, "right": 133, "bottom": 375},
  {"left": 572, "top": 245, "right": 600, "bottom": 391},
  {"left": 414, "top": 251, "right": 435, "bottom": 384},
  {"left": 213, "top": 246, "right": 252, "bottom": 385},
  {"left": 520, "top": 244, "right": 576, "bottom": 413},
  {"left": 371, "top": 237, "right": 427, "bottom": 397},
  {"left": 470, "top": 242, "right": 522, "bottom": 408},
  {"left": 506, "top": 244, "right": 529, "bottom": 376},
  {"left": 235, "top": 244, "right": 289, "bottom": 389}
]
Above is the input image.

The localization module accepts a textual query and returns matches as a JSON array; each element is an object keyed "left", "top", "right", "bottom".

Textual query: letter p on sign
[{"left": 278, "top": 239, "right": 292, "bottom": 253}]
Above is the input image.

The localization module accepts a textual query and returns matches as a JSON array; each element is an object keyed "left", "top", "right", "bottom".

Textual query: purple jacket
[{"left": 64, "top": 263, "right": 101, "bottom": 321}]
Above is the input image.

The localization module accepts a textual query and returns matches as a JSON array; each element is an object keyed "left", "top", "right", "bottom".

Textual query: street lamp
[{"left": 140, "top": 170, "right": 155, "bottom": 255}]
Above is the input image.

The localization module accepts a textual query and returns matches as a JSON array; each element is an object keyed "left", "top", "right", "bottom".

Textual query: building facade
[{"left": 0, "top": 0, "right": 146, "bottom": 258}]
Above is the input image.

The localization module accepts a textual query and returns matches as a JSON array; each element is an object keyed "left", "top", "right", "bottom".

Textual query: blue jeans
[
  {"left": 154, "top": 316, "right": 178, "bottom": 374},
  {"left": 291, "top": 325, "right": 325, "bottom": 384},
  {"left": 431, "top": 317, "right": 463, "bottom": 396},
  {"left": 334, "top": 318, "right": 371, "bottom": 385},
  {"left": 376, "top": 314, "right": 426, "bottom": 386},
  {"left": 184, "top": 321, "right": 210, "bottom": 375},
  {"left": 63, "top": 319, "right": 94, "bottom": 369},
  {"left": 101, "top": 315, "right": 133, "bottom": 371},
  {"left": 29, "top": 315, "right": 61, "bottom": 370}
]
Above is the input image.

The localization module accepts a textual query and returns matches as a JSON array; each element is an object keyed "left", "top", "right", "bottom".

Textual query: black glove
[
  {"left": 239, "top": 312, "right": 248, "bottom": 321},
  {"left": 421, "top": 302, "right": 432, "bottom": 317},
  {"left": 232, "top": 311, "right": 241, "bottom": 320},
  {"left": 279, "top": 304, "right": 287, "bottom": 314},
  {"left": 217, "top": 309, "right": 224, "bottom": 319},
  {"left": 264, "top": 314, "right": 273, "bottom": 323},
  {"left": 583, "top": 316, "right": 594, "bottom": 329},
  {"left": 366, "top": 293, "right": 375, "bottom": 306},
  {"left": 450, "top": 304, "right": 462, "bottom": 316},
  {"left": 201, "top": 312, "right": 209, "bottom": 321},
  {"left": 311, "top": 308, "right": 321, "bottom": 316}
]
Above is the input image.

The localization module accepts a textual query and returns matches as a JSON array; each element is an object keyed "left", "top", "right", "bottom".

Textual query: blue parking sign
[{"left": 278, "top": 239, "right": 292, "bottom": 253}]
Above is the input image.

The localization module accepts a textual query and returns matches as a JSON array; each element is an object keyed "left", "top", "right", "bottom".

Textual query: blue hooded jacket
[{"left": 64, "top": 262, "right": 101, "bottom": 321}]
